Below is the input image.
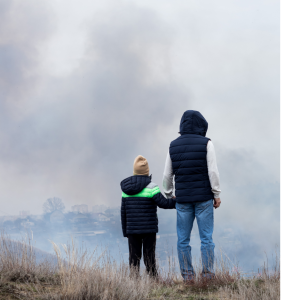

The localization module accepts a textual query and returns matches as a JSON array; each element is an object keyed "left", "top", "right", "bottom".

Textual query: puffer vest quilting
[{"left": 169, "top": 133, "right": 214, "bottom": 203}]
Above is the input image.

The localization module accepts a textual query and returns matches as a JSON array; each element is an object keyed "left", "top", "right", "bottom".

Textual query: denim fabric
[{"left": 176, "top": 200, "right": 215, "bottom": 280}]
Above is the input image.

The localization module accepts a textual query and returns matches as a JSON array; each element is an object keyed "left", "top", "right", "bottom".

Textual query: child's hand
[{"left": 172, "top": 196, "right": 176, "bottom": 199}]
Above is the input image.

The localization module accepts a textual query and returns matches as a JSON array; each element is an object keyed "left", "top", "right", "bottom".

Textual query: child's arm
[
  {"left": 121, "top": 198, "right": 127, "bottom": 237},
  {"left": 151, "top": 183, "right": 176, "bottom": 209},
  {"left": 153, "top": 192, "right": 176, "bottom": 209}
]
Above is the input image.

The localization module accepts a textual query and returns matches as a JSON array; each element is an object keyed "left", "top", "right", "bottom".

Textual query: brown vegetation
[{"left": 0, "top": 232, "right": 279, "bottom": 299}]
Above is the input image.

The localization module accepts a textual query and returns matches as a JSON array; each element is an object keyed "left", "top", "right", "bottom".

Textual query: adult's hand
[{"left": 213, "top": 198, "right": 221, "bottom": 209}]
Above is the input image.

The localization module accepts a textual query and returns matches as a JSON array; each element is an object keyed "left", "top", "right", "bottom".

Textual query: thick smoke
[
  {"left": 0, "top": 2, "right": 187, "bottom": 213},
  {"left": 0, "top": 0, "right": 279, "bottom": 272}
]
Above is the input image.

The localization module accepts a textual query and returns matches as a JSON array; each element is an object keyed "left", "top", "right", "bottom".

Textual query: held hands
[{"left": 213, "top": 198, "right": 221, "bottom": 209}]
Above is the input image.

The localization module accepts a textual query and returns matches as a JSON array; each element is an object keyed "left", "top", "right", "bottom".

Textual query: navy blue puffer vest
[{"left": 169, "top": 110, "right": 214, "bottom": 203}]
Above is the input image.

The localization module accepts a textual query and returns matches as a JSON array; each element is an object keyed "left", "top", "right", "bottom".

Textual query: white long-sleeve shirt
[{"left": 162, "top": 140, "right": 221, "bottom": 199}]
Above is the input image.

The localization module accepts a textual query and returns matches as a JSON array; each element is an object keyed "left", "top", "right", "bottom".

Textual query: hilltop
[{"left": 0, "top": 233, "right": 279, "bottom": 300}]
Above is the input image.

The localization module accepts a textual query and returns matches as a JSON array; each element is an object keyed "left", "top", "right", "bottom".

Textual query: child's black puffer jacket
[{"left": 120, "top": 175, "right": 175, "bottom": 237}]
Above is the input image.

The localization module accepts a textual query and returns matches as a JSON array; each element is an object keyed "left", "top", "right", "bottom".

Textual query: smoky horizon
[{"left": 0, "top": 0, "right": 279, "bottom": 274}]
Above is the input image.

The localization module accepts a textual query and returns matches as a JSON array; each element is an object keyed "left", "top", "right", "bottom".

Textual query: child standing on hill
[{"left": 120, "top": 155, "right": 176, "bottom": 277}]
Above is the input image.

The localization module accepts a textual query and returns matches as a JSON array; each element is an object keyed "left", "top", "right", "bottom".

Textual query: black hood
[
  {"left": 179, "top": 110, "right": 208, "bottom": 136},
  {"left": 120, "top": 175, "right": 151, "bottom": 195}
]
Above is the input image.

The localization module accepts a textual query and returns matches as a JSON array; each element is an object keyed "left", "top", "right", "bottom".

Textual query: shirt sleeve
[
  {"left": 207, "top": 140, "right": 221, "bottom": 198},
  {"left": 162, "top": 150, "right": 174, "bottom": 198}
]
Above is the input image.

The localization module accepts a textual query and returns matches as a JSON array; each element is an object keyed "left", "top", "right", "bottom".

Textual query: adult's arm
[
  {"left": 162, "top": 150, "right": 174, "bottom": 198},
  {"left": 207, "top": 140, "right": 221, "bottom": 199}
]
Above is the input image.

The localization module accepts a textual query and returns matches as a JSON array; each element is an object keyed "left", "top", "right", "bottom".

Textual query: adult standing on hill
[{"left": 162, "top": 110, "right": 221, "bottom": 281}]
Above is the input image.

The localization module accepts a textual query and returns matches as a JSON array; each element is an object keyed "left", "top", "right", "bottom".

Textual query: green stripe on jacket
[{"left": 122, "top": 186, "right": 160, "bottom": 198}]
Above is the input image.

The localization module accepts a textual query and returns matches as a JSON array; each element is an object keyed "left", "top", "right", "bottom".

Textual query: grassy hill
[{"left": 0, "top": 232, "right": 279, "bottom": 300}]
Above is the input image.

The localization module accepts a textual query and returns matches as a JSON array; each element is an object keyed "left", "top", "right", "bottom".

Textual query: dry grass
[{"left": 0, "top": 232, "right": 280, "bottom": 300}]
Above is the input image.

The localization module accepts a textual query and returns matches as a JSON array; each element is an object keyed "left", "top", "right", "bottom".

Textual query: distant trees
[
  {"left": 43, "top": 197, "right": 65, "bottom": 214},
  {"left": 14, "top": 218, "right": 24, "bottom": 230},
  {"left": 3, "top": 220, "right": 14, "bottom": 230}
]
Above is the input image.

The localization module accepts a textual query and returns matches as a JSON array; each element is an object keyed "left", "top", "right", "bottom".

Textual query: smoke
[
  {"left": 0, "top": 0, "right": 279, "bottom": 272},
  {"left": 0, "top": 0, "right": 54, "bottom": 108},
  {"left": 0, "top": 1, "right": 187, "bottom": 213}
]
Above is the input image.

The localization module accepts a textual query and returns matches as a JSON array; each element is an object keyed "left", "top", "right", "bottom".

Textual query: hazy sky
[{"left": 0, "top": 0, "right": 279, "bottom": 264}]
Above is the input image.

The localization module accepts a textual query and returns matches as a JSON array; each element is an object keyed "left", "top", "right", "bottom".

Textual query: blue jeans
[{"left": 176, "top": 200, "right": 215, "bottom": 280}]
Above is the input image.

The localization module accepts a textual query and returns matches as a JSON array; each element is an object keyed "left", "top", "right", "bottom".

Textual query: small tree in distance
[{"left": 43, "top": 197, "right": 65, "bottom": 214}]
